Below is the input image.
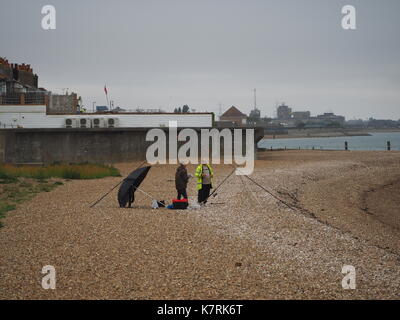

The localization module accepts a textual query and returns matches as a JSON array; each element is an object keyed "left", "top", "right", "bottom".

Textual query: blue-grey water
[{"left": 258, "top": 132, "right": 400, "bottom": 151}]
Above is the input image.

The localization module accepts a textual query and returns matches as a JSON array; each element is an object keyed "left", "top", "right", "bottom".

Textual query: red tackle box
[{"left": 172, "top": 198, "right": 189, "bottom": 210}]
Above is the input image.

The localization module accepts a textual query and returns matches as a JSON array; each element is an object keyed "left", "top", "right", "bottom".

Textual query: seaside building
[
  {"left": 219, "top": 106, "right": 247, "bottom": 126},
  {"left": 277, "top": 103, "right": 292, "bottom": 120},
  {"left": 0, "top": 57, "right": 80, "bottom": 114},
  {"left": 0, "top": 104, "right": 213, "bottom": 128},
  {"left": 367, "top": 118, "right": 400, "bottom": 129},
  {"left": 96, "top": 106, "right": 109, "bottom": 112},
  {"left": 249, "top": 108, "right": 261, "bottom": 120},
  {"left": 292, "top": 111, "right": 311, "bottom": 120},
  {"left": 0, "top": 57, "right": 45, "bottom": 105},
  {"left": 316, "top": 113, "right": 345, "bottom": 126},
  {"left": 0, "top": 58, "right": 215, "bottom": 128},
  {"left": 47, "top": 93, "right": 79, "bottom": 114},
  {"left": 272, "top": 100, "right": 346, "bottom": 128},
  {"left": 247, "top": 107, "right": 262, "bottom": 126},
  {"left": 0, "top": 57, "right": 38, "bottom": 91}
]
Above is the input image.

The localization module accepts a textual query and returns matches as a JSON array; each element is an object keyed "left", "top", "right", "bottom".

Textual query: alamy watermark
[
  {"left": 342, "top": 265, "right": 356, "bottom": 290},
  {"left": 342, "top": 5, "right": 356, "bottom": 30},
  {"left": 41, "top": 5, "right": 56, "bottom": 30},
  {"left": 146, "top": 121, "right": 255, "bottom": 175},
  {"left": 41, "top": 4, "right": 357, "bottom": 31},
  {"left": 41, "top": 265, "right": 56, "bottom": 290}
]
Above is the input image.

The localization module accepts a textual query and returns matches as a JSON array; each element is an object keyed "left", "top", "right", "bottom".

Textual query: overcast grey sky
[{"left": 1, "top": 0, "right": 399, "bottom": 119}]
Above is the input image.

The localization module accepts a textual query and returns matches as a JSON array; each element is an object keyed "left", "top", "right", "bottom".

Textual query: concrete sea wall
[{"left": 0, "top": 127, "right": 264, "bottom": 164}]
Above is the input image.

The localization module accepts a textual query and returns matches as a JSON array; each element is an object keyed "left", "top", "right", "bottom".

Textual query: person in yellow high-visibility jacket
[{"left": 195, "top": 163, "right": 214, "bottom": 204}]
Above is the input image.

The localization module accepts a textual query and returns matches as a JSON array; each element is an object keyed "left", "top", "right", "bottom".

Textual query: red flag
[{"left": 104, "top": 85, "right": 108, "bottom": 95}]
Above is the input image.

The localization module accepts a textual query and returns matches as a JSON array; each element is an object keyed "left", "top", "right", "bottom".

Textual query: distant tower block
[{"left": 277, "top": 103, "right": 292, "bottom": 120}]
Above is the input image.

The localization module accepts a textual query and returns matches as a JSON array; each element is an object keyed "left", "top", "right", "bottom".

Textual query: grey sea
[{"left": 258, "top": 132, "right": 400, "bottom": 151}]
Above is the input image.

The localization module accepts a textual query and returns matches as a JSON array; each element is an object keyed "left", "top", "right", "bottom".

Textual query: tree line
[{"left": 174, "top": 105, "right": 190, "bottom": 113}]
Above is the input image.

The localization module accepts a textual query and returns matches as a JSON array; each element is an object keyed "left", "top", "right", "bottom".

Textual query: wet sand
[{"left": 0, "top": 150, "right": 399, "bottom": 299}]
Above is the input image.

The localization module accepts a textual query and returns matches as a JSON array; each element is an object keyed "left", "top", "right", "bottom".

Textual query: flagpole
[{"left": 104, "top": 84, "right": 110, "bottom": 109}]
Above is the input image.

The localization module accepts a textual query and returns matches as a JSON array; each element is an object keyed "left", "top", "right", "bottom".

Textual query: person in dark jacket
[{"left": 175, "top": 163, "right": 189, "bottom": 199}]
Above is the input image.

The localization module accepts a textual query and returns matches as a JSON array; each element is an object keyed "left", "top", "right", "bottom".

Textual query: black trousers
[
  {"left": 198, "top": 184, "right": 211, "bottom": 203},
  {"left": 177, "top": 188, "right": 188, "bottom": 200}
]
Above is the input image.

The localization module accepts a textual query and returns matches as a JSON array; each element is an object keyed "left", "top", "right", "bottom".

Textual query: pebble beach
[{"left": 1, "top": 150, "right": 399, "bottom": 299}]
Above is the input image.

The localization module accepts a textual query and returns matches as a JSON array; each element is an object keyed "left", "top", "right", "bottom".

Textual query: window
[{"left": 0, "top": 81, "right": 6, "bottom": 94}]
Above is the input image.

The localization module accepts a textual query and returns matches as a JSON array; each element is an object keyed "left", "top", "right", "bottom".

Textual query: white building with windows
[{"left": 0, "top": 105, "right": 213, "bottom": 129}]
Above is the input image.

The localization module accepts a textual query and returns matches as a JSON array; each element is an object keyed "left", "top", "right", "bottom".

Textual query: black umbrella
[{"left": 118, "top": 166, "right": 152, "bottom": 208}]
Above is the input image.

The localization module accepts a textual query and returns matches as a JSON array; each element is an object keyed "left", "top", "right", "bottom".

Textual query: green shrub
[
  {"left": 62, "top": 169, "right": 81, "bottom": 179},
  {"left": 32, "top": 169, "right": 48, "bottom": 180},
  {"left": 0, "top": 169, "right": 17, "bottom": 183},
  {"left": 0, "top": 163, "right": 120, "bottom": 180}
]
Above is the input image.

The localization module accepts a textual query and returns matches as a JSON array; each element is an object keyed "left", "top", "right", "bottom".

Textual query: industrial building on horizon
[
  {"left": 274, "top": 103, "right": 346, "bottom": 127},
  {"left": 217, "top": 103, "right": 346, "bottom": 130}
]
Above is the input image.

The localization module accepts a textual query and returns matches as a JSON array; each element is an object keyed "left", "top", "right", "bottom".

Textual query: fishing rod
[
  {"left": 204, "top": 167, "right": 237, "bottom": 203},
  {"left": 89, "top": 160, "right": 146, "bottom": 208},
  {"left": 233, "top": 167, "right": 297, "bottom": 211},
  {"left": 242, "top": 174, "right": 297, "bottom": 211},
  {"left": 238, "top": 174, "right": 263, "bottom": 208},
  {"left": 132, "top": 185, "right": 158, "bottom": 201}
]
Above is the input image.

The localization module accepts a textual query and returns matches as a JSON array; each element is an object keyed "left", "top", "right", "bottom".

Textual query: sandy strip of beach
[
  {"left": 264, "top": 128, "right": 400, "bottom": 139},
  {"left": 0, "top": 150, "right": 399, "bottom": 299}
]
